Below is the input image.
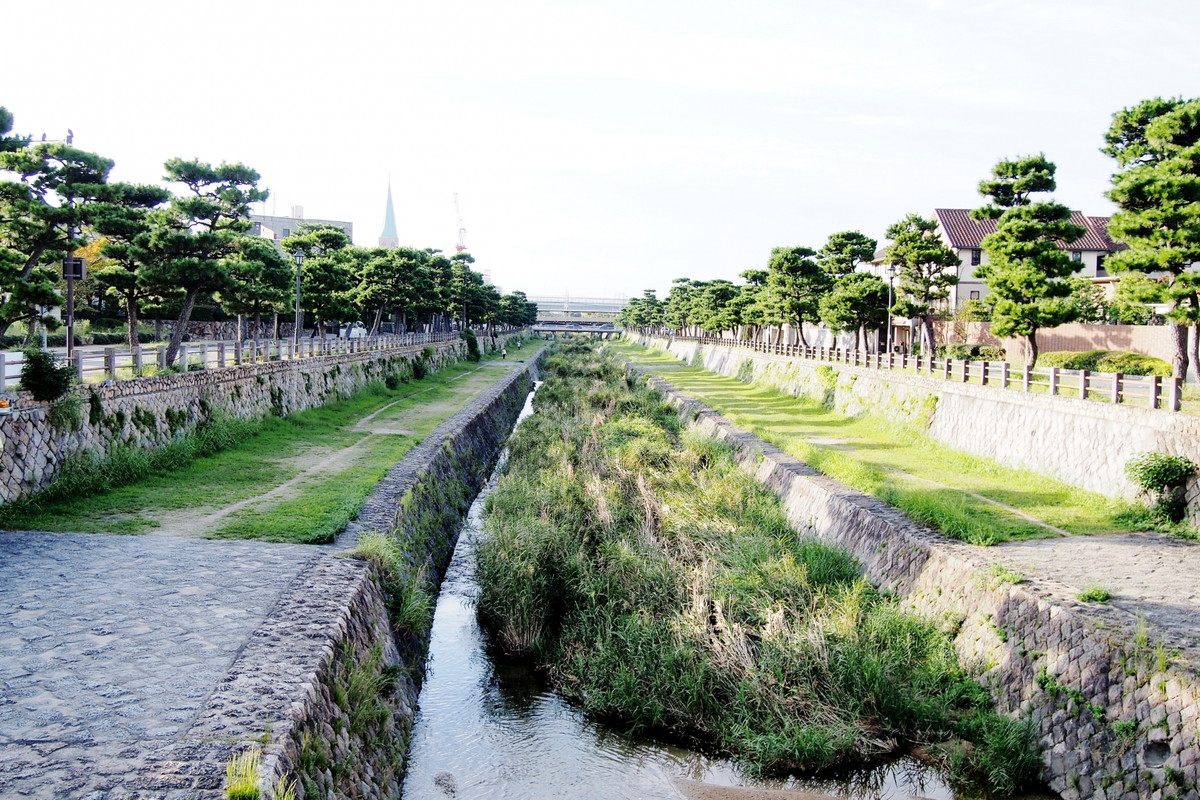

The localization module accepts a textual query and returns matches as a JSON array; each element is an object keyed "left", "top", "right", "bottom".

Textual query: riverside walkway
[{"left": 0, "top": 533, "right": 317, "bottom": 797}]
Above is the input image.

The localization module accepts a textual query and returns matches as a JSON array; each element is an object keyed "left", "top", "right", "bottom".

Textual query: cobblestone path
[
  {"left": 997, "top": 532, "right": 1200, "bottom": 655},
  {"left": 0, "top": 531, "right": 318, "bottom": 798}
]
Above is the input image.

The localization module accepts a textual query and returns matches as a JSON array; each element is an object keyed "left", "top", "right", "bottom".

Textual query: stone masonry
[
  {"left": 0, "top": 338, "right": 470, "bottom": 504},
  {"left": 636, "top": 366, "right": 1200, "bottom": 800}
]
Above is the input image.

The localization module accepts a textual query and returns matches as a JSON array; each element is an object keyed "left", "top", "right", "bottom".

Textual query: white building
[
  {"left": 932, "top": 208, "right": 1125, "bottom": 308},
  {"left": 250, "top": 205, "right": 353, "bottom": 244}
]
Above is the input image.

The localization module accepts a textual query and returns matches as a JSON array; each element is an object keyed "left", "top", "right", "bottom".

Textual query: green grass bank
[{"left": 608, "top": 338, "right": 1145, "bottom": 546}]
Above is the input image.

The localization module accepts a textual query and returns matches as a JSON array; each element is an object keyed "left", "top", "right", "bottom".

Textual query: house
[{"left": 932, "top": 208, "right": 1125, "bottom": 308}]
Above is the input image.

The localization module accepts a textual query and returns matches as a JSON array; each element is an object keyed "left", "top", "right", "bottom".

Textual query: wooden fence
[
  {"left": 0, "top": 331, "right": 466, "bottom": 392},
  {"left": 672, "top": 334, "right": 1183, "bottom": 412}
]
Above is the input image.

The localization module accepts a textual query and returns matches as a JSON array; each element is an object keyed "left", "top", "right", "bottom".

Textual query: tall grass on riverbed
[{"left": 475, "top": 341, "right": 1041, "bottom": 794}]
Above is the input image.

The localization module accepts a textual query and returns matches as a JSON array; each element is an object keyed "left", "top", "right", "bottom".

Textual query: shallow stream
[{"left": 399, "top": 386, "right": 1042, "bottom": 800}]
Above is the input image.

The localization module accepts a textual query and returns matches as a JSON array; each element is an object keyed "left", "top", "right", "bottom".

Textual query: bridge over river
[{"left": 528, "top": 295, "right": 627, "bottom": 336}]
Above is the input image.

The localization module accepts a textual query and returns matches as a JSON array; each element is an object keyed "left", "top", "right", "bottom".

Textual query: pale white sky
[{"left": 5, "top": 0, "right": 1197, "bottom": 298}]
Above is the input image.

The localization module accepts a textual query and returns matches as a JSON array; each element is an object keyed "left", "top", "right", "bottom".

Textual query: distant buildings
[{"left": 250, "top": 205, "right": 353, "bottom": 243}]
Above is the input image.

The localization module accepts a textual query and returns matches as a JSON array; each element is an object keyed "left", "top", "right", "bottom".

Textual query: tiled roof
[
  {"left": 1086, "top": 216, "right": 1128, "bottom": 252},
  {"left": 933, "top": 209, "right": 1125, "bottom": 252}
]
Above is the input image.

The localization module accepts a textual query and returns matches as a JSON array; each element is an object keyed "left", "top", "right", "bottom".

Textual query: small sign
[{"left": 63, "top": 257, "right": 86, "bottom": 280}]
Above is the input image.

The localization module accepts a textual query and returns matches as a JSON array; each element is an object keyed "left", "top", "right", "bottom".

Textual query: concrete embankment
[
  {"left": 243, "top": 350, "right": 542, "bottom": 800},
  {"left": 630, "top": 363, "right": 1200, "bottom": 800}
]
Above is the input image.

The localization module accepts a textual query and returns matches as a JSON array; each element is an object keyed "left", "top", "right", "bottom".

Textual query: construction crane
[{"left": 454, "top": 193, "right": 468, "bottom": 253}]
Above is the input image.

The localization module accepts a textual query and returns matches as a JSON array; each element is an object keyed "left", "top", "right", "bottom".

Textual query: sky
[{"left": 4, "top": 0, "right": 1198, "bottom": 300}]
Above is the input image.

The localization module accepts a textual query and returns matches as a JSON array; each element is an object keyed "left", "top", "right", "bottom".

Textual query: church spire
[{"left": 379, "top": 181, "right": 399, "bottom": 248}]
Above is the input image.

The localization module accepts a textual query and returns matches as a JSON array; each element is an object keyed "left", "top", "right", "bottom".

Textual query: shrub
[
  {"left": 1096, "top": 351, "right": 1172, "bottom": 377},
  {"left": 1126, "top": 451, "right": 1197, "bottom": 524},
  {"left": 461, "top": 329, "right": 481, "bottom": 361},
  {"left": 20, "top": 347, "right": 76, "bottom": 401},
  {"left": 1038, "top": 350, "right": 1171, "bottom": 376},
  {"left": 976, "top": 345, "right": 1007, "bottom": 361}
]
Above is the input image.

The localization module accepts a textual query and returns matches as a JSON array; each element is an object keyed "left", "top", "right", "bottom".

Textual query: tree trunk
[
  {"left": 165, "top": 289, "right": 199, "bottom": 367},
  {"left": 1170, "top": 319, "right": 1189, "bottom": 381},
  {"left": 272, "top": 312, "right": 279, "bottom": 340},
  {"left": 1191, "top": 325, "right": 1199, "bottom": 385},
  {"left": 254, "top": 312, "right": 262, "bottom": 356},
  {"left": 154, "top": 317, "right": 163, "bottom": 342},
  {"left": 1024, "top": 333, "right": 1039, "bottom": 369},
  {"left": 126, "top": 296, "right": 140, "bottom": 351},
  {"left": 796, "top": 321, "right": 809, "bottom": 348},
  {"left": 370, "top": 305, "right": 384, "bottom": 336},
  {"left": 236, "top": 313, "right": 245, "bottom": 343},
  {"left": 922, "top": 315, "right": 936, "bottom": 357}
]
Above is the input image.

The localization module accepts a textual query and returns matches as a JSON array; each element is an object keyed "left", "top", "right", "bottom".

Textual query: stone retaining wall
[
  {"left": 636, "top": 367, "right": 1200, "bottom": 800},
  {"left": 188, "top": 350, "right": 541, "bottom": 800},
  {"left": 0, "top": 331, "right": 530, "bottom": 505},
  {"left": 635, "top": 334, "right": 1200, "bottom": 518}
]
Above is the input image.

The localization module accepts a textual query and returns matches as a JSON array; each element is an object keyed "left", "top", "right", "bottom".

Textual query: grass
[
  {"left": 609, "top": 338, "right": 1141, "bottom": 546},
  {"left": 0, "top": 360, "right": 512, "bottom": 542},
  {"left": 475, "top": 341, "right": 1043, "bottom": 795},
  {"left": 1077, "top": 585, "right": 1113, "bottom": 603}
]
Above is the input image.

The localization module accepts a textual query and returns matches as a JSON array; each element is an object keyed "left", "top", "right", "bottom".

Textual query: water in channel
[{"left": 400, "top": 385, "right": 1002, "bottom": 800}]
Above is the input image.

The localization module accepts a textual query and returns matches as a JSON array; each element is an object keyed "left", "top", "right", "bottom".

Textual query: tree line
[
  {"left": 617, "top": 97, "right": 1200, "bottom": 374},
  {"left": 0, "top": 105, "right": 537, "bottom": 367}
]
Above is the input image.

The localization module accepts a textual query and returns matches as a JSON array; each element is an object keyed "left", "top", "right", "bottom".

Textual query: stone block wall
[
  {"left": 639, "top": 368, "right": 1200, "bottom": 800},
  {"left": 636, "top": 334, "right": 1200, "bottom": 518},
  {"left": 0, "top": 331, "right": 531, "bottom": 506},
  {"left": 130, "top": 349, "right": 542, "bottom": 799}
]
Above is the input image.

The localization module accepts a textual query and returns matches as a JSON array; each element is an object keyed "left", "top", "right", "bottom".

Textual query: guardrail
[
  {"left": 0, "top": 331, "right": 468, "bottom": 392},
  {"left": 662, "top": 333, "right": 1184, "bottom": 412}
]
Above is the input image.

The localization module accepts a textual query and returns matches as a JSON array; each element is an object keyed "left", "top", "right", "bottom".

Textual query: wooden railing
[
  {"left": 0, "top": 331, "right": 472, "bottom": 392},
  {"left": 664, "top": 334, "right": 1183, "bottom": 412}
]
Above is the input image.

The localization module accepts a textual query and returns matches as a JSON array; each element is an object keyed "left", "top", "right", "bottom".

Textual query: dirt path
[{"left": 143, "top": 364, "right": 509, "bottom": 538}]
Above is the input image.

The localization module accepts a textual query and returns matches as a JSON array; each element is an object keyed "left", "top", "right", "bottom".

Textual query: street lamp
[
  {"left": 885, "top": 263, "right": 896, "bottom": 354},
  {"left": 292, "top": 251, "right": 304, "bottom": 351}
]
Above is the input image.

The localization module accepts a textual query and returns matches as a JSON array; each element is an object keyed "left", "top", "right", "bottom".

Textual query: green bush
[
  {"left": 20, "top": 347, "right": 76, "bottom": 401},
  {"left": 1096, "top": 351, "right": 1172, "bottom": 376},
  {"left": 1038, "top": 350, "right": 1171, "bottom": 376},
  {"left": 1125, "top": 451, "right": 1197, "bottom": 524},
  {"left": 460, "top": 328, "right": 482, "bottom": 362}
]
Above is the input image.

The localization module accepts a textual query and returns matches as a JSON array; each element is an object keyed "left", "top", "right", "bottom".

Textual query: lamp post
[
  {"left": 292, "top": 251, "right": 304, "bottom": 351},
  {"left": 885, "top": 263, "right": 896, "bottom": 354}
]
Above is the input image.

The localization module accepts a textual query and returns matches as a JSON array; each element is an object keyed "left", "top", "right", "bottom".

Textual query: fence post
[
  {"left": 960, "top": 360, "right": 969, "bottom": 383},
  {"left": 1079, "top": 370, "right": 1089, "bottom": 400},
  {"left": 72, "top": 349, "right": 84, "bottom": 381},
  {"left": 941, "top": 359, "right": 951, "bottom": 381},
  {"left": 132, "top": 347, "right": 143, "bottom": 376},
  {"left": 1150, "top": 375, "right": 1161, "bottom": 409},
  {"left": 1170, "top": 377, "right": 1182, "bottom": 412},
  {"left": 1111, "top": 373, "right": 1122, "bottom": 404},
  {"left": 104, "top": 347, "right": 117, "bottom": 377},
  {"left": 1000, "top": 362, "right": 1009, "bottom": 389},
  {"left": 1048, "top": 367, "right": 1059, "bottom": 396},
  {"left": 216, "top": 342, "right": 226, "bottom": 368},
  {"left": 199, "top": 344, "right": 209, "bottom": 370},
  {"left": 234, "top": 339, "right": 243, "bottom": 365},
  {"left": 980, "top": 361, "right": 989, "bottom": 386},
  {"left": 179, "top": 344, "right": 189, "bottom": 370},
  {"left": 157, "top": 347, "right": 167, "bottom": 371}
]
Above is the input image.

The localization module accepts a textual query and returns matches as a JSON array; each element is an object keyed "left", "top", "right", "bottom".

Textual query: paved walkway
[
  {"left": 998, "top": 532, "right": 1200, "bottom": 655},
  {"left": 0, "top": 531, "right": 318, "bottom": 798}
]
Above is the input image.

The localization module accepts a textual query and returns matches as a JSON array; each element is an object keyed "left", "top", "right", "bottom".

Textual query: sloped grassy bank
[{"left": 475, "top": 341, "right": 1044, "bottom": 795}]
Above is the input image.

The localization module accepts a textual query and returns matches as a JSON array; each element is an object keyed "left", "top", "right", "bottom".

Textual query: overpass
[{"left": 528, "top": 295, "right": 629, "bottom": 320}]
